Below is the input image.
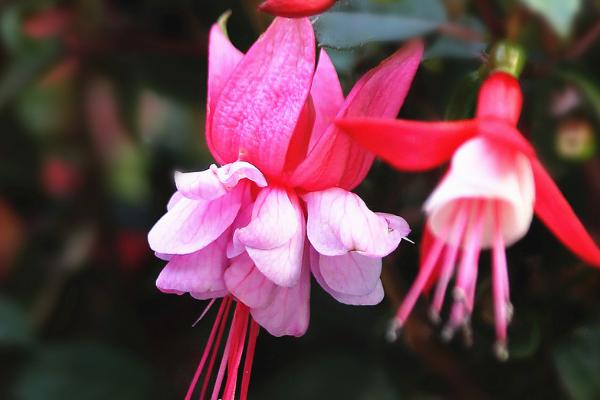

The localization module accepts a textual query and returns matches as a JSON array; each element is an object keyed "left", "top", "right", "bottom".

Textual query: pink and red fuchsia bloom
[
  {"left": 148, "top": 16, "right": 422, "bottom": 399},
  {"left": 338, "top": 71, "right": 600, "bottom": 359}
]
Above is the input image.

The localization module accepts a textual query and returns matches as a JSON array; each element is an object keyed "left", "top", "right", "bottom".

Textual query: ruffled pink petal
[
  {"left": 319, "top": 251, "right": 382, "bottom": 296},
  {"left": 227, "top": 201, "right": 254, "bottom": 259},
  {"left": 167, "top": 191, "right": 184, "bottom": 211},
  {"left": 250, "top": 258, "right": 311, "bottom": 337},
  {"left": 304, "top": 188, "right": 409, "bottom": 257},
  {"left": 148, "top": 186, "right": 245, "bottom": 254},
  {"left": 175, "top": 162, "right": 266, "bottom": 201},
  {"left": 156, "top": 232, "right": 229, "bottom": 297},
  {"left": 290, "top": 41, "right": 423, "bottom": 191},
  {"left": 532, "top": 158, "right": 600, "bottom": 266},
  {"left": 236, "top": 187, "right": 305, "bottom": 287},
  {"left": 206, "top": 18, "right": 244, "bottom": 164},
  {"left": 310, "top": 247, "right": 384, "bottom": 305},
  {"left": 209, "top": 17, "right": 315, "bottom": 177},
  {"left": 224, "top": 254, "right": 276, "bottom": 309}
]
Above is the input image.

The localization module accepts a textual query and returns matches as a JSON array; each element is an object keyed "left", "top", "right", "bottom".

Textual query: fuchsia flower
[
  {"left": 258, "top": 0, "right": 337, "bottom": 17},
  {"left": 148, "top": 16, "right": 421, "bottom": 399},
  {"left": 338, "top": 71, "right": 600, "bottom": 358}
]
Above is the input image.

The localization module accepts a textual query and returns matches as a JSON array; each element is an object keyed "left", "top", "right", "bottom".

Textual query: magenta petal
[
  {"left": 304, "top": 188, "right": 409, "bottom": 257},
  {"left": 156, "top": 232, "right": 228, "bottom": 297},
  {"left": 310, "top": 248, "right": 384, "bottom": 305},
  {"left": 250, "top": 260, "right": 310, "bottom": 337},
  {"left": 307, "top": 49, "right": 344, "bottom": 148},
  {"left": 224, "top": 254, "right": 276, "bottom": 309},
  {"left": 175, "top": 162, "right": 266, "bottom": 201},
  {"left": 227, "top": 202, "right": 254, "bottom": 259},
  {"left": 236, "top": 187, "right": 305, "bottom": 287},
  {"left": 148, "top": 187, "right": 243, "bottom": 254},
  {"left": 291, "top": 41, "right": 423, "bottom": 190},
  {"left": 319, "top": 251, "right": 382, "bottom": 296},
  {"left": 209, "top": 17, "right": 315, "bottom": 177},
  {"left": 206, "top": 19, "right": 243, "bottom": 164}
]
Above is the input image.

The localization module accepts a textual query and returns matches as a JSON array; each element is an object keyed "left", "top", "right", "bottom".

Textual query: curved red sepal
[
  {"left": 477, "top": 118, "right": 536, "bottom": 158},
  {"left": 336, "top": 118, "right": 478, "bottom": 171},
  {"left": 532, "top": 159, "right": 600, "bottom": 267},
  {"left": 259, "top": 0, "right": 336, "bottom": 17}
]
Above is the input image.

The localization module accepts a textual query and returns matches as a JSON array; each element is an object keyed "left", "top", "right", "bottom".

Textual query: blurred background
[{"left": 1, "top": 0, "right": 600, "bottom": 398}]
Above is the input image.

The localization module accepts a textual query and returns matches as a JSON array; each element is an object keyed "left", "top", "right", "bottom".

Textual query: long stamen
[
  {"left": 392, "top": 233, "right": 445, "bottom": 329},
  {"left": 446, "top": 200, "right": 485, "bottom": 338},
  {"left": 223, "top": 305, "right": 250, "bottom": 400},
  {"left": 185, "top": 297, "right": 231, "bottom": 400},
  {"left": 200, "top": 297, "right": 234, "bottom": 400},
  {"left": 431, "top": 201, "right": 469, "bottom": 320},
  {"left": 210, "top": 311, "right": 236, "bottom": 400},
  {"left": 240, "top": 320, "right": 260, "bottom": 400},
  {"left": 193, "top": 298, "right": 218, "bottom": 327},
  {"left": 492, "top": 200, "right": 510, "bottom": 361}
]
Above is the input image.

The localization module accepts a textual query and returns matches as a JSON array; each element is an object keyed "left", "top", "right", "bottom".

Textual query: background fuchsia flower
[
  {"left": 338, "top": 71, "right": 600, "bottom": 359},
  {"left": 147, "top": 16, "right": 422, "bottom": 399},
  {"left": 258, "top": 0, "right": 337, "bottom": 17}
]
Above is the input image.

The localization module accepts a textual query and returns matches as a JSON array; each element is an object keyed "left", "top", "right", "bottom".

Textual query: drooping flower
[
  {"left": 258, "top": 0, "right": 336, "bottom": 17},
  {"left": 337, "top": 71, "right": 600, "bottom": 359},
  {"left": 148, "top": 16, "right": 422, "bottom": 399}
]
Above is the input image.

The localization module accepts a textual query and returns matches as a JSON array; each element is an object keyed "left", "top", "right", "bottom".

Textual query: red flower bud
[{"left": 258, "top": 0, "right": 336, "bottom": 18}]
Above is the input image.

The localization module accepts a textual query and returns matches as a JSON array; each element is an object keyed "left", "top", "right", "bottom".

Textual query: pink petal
[
  {"left": 310, "top": 247, "right": 383, "bottom": 305},
  {"left": 304, "top": 188, "right": 409, "bottom": 257},
  {"left": 291, "top": 41, "right": 423, "bottom": 191},
  {"left": 336, "top": 118, "right": 478, "bottom": 171},
  {"left": 167, "top": 191, "right": 184, "bottom": 211},
  {"left": 209, "top": 17, "right": 315, "bottom": 177},
  {"left": 532, "top": 158, "right": 600, "bottom": 266},
  {"left": 206, "top": 18, "right": 244, "bottom": 164},
  {"left": 175, "top": 162, "right": 266, "bottom": 201},
  {"left": 156, "top": 232, "right": 229, "bottom": 297},
  {"left": 283, "top": 50, "right": 343, "bottom": 172},
  {"left": 250, "top": 258, "right": 311, "bottom": 337},
  {"left": 236, "top": 187, "right": 305, "bottom": 287},
  {"left": 227, "top": 201, "right": 254, "bottom": 259},
  {"left": 306, "top": 50, "right": 344, "bottom": 150},
  {"left": 319, "top": 251, "right": 382, "bottom": 296},
  {"left": 148, "top": 186, "right": 244, "bottom": 254},
  {"left": 224, "top": 254, "right": 276, "bottom": 309}
]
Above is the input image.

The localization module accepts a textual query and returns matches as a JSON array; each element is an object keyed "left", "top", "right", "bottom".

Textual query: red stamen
[
  {"left": 223, "top": 305, "right": 250, "bottom": 400},
  {"left": 240, "top": 320, "right": 260, "bottom": 400},
  {"left": 185, "top": 297, "right": 231, "bottom": 400},
  {"left": 432, "top": 201, "right": 469, "bottom": 317},
  {"left": 492, "top": 200, "right": 510, "bottom": 360},
  {"left": 200, "top": 297, "right": 234, "bottom": 399}
]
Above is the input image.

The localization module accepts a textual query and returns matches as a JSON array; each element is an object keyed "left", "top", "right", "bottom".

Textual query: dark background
[{"left": 1, "top": 0, "right": 600, "bottom": 399}]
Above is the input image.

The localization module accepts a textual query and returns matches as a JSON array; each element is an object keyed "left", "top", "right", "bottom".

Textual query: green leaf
[
  {"left": 444, "top": 71, "right": 482, "bottom": 120},
  {"left": 14, "top": 342, "right": 154, "bottom": 400},
  {"left": 0, "top": 41, "right": 62, "bottom": 109},
  {"left": 314, "top": 12, "right": 441, "bottom": 49},
  {"left": 519, "top": 0, "right": 581, "bottom": 37},
  {"left": 553, "top": 326, "right": 600, "bottom": 400},
  {"left": 0, "top": 297, "right": 34, "bottom": 348}
]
